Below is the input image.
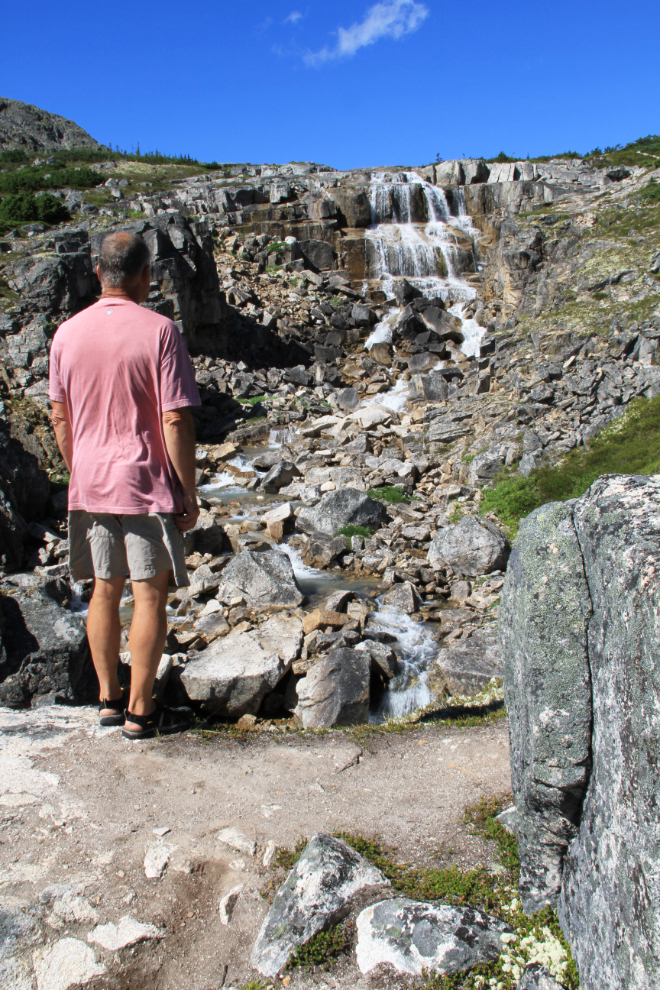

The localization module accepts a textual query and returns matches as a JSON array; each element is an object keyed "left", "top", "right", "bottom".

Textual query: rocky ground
[{"left": 1, "top": 131, "right": 660, "bottom": 989}]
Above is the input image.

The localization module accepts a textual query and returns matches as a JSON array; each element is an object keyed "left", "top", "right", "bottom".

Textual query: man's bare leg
[
  {"left": 124, "top": 570, "right": 170, "bottom": 732},
  {"left": 87, "top": 575, "right": 126, "bottom": 714}
]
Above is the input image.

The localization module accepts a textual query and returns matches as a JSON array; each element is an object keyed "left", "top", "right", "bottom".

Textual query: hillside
[{"left": 0, "top": 95, "right": 103, "bottom": 152}]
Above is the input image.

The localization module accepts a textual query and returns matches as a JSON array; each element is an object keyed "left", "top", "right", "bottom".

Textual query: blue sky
[{"left": 2, "top": 1, "right": 659, "bottom": 169}]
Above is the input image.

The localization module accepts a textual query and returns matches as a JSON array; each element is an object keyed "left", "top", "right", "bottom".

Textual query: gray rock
[
  {"left": 499, "top": 500, "right": 592, "bottom": 913},
  {"left": 356, "top": 640, "right": 398, "bottom": 679},
  {"left": 356, "top": 897, "right": 511, "bottom": 976},
  {"left": 428, "top": 631, "right": 502, "bottom": 697},
  {"left": 383, "top": 581, "right": 420, "bottom": 614},
  {"left": 408, "top": 372, "right": 449, "bottom": 402},
  {"left": 252, "top": 832, "right": 389, "bottom": 977},
  {"left": 428, "top": 516, "right": 509, "bottom": 577},
  {"left": 180, "top": 617, "right": 300, "bottom": 715},
  {"left": 216, "top": 549, "right": 303, "bottom": 608},
  {"left": 294, "top": 648, "right": 370, "bottom": 728},
  {"left": 296, "top": 488, "right": 388, "bottom": 538},
  {"left": 468, "top": 447, "right": 506, "bottom": 486},
  {"left": 336, "top": 388, "right": 360, "bottom": 412},
  {"left": 558, "top": 476, "right": 660, "bottom": 990},
  {"left": 261, "top": 461, "right": 301, "bottom": 492},
  {"left": 0, "top": 582, "right": 93, "bottom": 707},
  {"left": 302, "top": 534, "right": 347, "bottom": 569},
  {"left": 518, "top": 963, "right": 565, "bottom": 990},
  {"left": 0, "top": 96, "right": 102, "bottom": 152}
]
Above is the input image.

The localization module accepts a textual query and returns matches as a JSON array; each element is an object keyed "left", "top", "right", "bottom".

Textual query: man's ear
[{"left": 96, "top": 264, "right": 102, "bottom": 282}]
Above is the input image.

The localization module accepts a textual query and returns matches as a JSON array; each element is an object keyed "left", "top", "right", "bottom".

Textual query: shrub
[
  {"left": 336, "top": 524, "right": 373, "bottom": 539},
  {"left": 0, "top": 192, "right": 70, "bottom": 225},
  {"left": 640, "top": 178, "right": 660, "bottom": 203},
  {"left": 367, "top": 485, "right": 412, "bottom": 504}
]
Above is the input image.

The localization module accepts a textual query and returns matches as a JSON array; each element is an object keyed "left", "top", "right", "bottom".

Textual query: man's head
[{"left": 97, "top": 232, "right": 151, "bottom": 303}]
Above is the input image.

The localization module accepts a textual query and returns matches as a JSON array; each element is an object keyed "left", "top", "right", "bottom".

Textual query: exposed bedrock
[{"left": 500, "top": 474, "right": 660, "bottom": 990}]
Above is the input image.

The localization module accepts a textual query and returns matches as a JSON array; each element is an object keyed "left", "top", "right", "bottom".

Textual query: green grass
[
  {"left": 367, "top": 484, "right": 412, "bottom": 504},
  {"left": 240, "top": 395, "right": 267, "bottom": 406},
  {"left": 480, "top": 396, "right": 660, "bottom": 533},
  {"left": 335, "top": 524, "right": 374, "bottom": 539},
  {"left": 271, "top": 795, "right": 578, "bottom": 988}
]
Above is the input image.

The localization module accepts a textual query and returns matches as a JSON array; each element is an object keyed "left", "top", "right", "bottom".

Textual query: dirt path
[{"left": 0, "top": 707, "right": 510, "bottom": 990}]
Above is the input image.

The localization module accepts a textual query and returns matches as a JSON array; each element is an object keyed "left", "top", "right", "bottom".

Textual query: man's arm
[
  {"left": 50, "top": 401, "right": 73, "bottom": 474},
  {"left": 162, "top": 407, "right": 200, "bottom": 533}
]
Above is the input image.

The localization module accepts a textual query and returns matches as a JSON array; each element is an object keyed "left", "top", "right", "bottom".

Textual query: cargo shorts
[{"left": 68, "top": 511, "right": 190, "bottom": 587}]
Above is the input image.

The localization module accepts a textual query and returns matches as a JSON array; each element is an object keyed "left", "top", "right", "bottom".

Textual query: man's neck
[{"left": 101, "top": 288, "right": 141, "bottom": 304}]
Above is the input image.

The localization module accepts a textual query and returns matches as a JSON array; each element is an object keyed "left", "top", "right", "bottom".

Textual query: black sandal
[
  {"left": 99, "top": 691, "right": 127, "bottom": 727},
  {"left": 122, "top": 704, "right": 194, "bottom": 740}
]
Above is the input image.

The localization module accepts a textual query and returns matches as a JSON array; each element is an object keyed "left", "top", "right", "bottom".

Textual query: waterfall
[{"left": 364, "top": 170, "right": 484, "bottom": 355}]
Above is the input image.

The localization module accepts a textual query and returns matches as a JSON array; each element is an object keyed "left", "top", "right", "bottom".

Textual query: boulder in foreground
[
  {"left": 294, "top": 648, "right": 370, "bottom": 728},
  {"left": 252, "top": 833, "right": 389, "bottom": 977},
  {"left": 356, "top": 898, "right": 511, "bottom": 976}
]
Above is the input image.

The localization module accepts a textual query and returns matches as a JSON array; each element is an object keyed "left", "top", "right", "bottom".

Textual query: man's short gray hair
[{"left": 98, "top": 232, "right": 151, "bottom": 287}]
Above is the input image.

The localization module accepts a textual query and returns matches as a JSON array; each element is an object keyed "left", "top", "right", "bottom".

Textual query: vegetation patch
[
  {"left": 481, "top": 396, "right": 660, "bottom": 532},
  {"left": 367, "top": 484, "right": 413, "bottom": 504},
  {"left": 0, "top": 192, "right": 70, "bottom": 231},
  {"left": 335, "top": 524, "right": 374, "bottom": 539},
  {"left": 286, "top": 924, "right": 349, "bottom": 970}
]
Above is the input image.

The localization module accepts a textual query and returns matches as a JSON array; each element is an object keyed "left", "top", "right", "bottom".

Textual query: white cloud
[
  {"left": 285, "top": 10, "right": 303, "bottom": 24},
  {"left": 305, "top": 0, "right": 429, "bottom": 66}
]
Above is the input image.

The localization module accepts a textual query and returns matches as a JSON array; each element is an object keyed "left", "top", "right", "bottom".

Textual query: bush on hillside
[{"left": 0, "top": 192, "right": 71, "bottom": 225}]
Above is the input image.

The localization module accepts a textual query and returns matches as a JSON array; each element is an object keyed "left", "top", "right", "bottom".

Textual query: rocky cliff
[{"left": 0, "top": 97, "right": 103, "bottom": 152}]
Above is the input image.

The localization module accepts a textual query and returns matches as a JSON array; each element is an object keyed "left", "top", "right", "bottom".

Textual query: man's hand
[{"left": 175, "top": 492, "right": 200, "bottom": 533}]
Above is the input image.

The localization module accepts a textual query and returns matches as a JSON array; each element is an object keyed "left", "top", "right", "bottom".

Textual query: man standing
[{"left": 49, "top": 231, "right": 200, "bottom": 739}]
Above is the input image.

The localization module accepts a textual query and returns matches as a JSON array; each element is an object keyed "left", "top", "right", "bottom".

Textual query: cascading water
[{"left": 364, "top": 170, "right": 485, "bottom": 358}]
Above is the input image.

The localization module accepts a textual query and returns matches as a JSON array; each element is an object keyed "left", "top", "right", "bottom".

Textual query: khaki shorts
[{"left": 68, "top": 511, "right": 189, "bottom": 587}]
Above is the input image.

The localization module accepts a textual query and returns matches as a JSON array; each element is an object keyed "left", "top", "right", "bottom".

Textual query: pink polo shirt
[{"left": 49, "top": 297, "right": 200, "bottom": 514}]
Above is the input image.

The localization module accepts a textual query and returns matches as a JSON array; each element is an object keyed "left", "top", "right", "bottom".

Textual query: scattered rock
[
  {"left": 216, "top": 549, "right": 304, "bottom": 607},
  {"left": 356, "top": 898, "right": 511, "bottom": 976},
  {"left": 217, "top": 827, "right": 256, "bottom": 856},
  {"left": 296, "top": 488, "right": 388, "bottom": 538},
  {"left": 383, "top": 581, "right": 420, "bottom": 614},
  {"left": 251, "top": 832, "right": 389, "bottom": 977},
  {"left": 428, "top": 516, "right": 510, "bottom": 576},
  {"left": 428, "top": 632, "right": 502, "bottom": 696},
  {"left": 32, "top": 938, "right": 105, "bottom": 990},
  {"left": 219, "top": 885, "right": 244, "bottom": 925},
  {"left": 87, "top": 917, "right": 164, "bottom": 951},
  {"left": 144, "top": 841, "right": 175, "bottom": 879}
]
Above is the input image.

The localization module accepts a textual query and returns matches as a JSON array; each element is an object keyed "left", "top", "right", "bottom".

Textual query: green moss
[
  {"left": 481, "top": 396, "right": 660, "bottom": 532},
  {"left": 286, "top": 925, "right": 349, "bottom": 970},
  {"left": 275, "top": 839, "right": 308, "bottom": 872},
  {"left": 336, "top": 524, "right": 373, "bottom": 539}
]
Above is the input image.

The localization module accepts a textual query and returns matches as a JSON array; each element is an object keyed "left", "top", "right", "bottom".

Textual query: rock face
[
  {"left": 216, "top": 549, "right": 304, "bottom": 607},
  {"left": 294, "top": 648, "right": 370, "bottom": 728},
  {"left": 355, "top": 898, "right": 511, "bottom": 976},
  {"left": 296, "top": 488, "right": 388, "bottom": 538},
  {"left": 0, "top": 577, "right": 93, "bottom": 707},
  {"left": 252, "top": 833, "right": 389, "bottom": 977},
  {"left": 0, "top": 418, "right": 50, "bottom": 571},
  {"left": 500, "top": 475, "right": 660, "bottom": 990},
  {"left": 0, "top": 97, "right": 102, "bottom": 152},
  {"left": 428, "top": 516, "right": 509, "bottom": 576}
]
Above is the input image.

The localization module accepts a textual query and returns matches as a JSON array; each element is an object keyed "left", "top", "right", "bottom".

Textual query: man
[{"left": 49, "top": 231, "right": 201, "bottom": 739}]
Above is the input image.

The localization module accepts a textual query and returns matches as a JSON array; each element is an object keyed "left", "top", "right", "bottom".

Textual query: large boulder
[
  {"left": 500, "top": 476, "right": 660, "bottom": 990},
  {"left": 356, "top": 898, "right": 511, "bottom": 976},
  {"left": 428, "top": 516, "right": 509, "bottom": 576},
  {"left": 180, "top": 615, "right": 302, "bottom": 715},
  {"left": 261, "top": 461, "right": 301, "bottom": 493},
  {"left": 296, "top": 488, "right": 388, "bottom": 538},
  {"left": 294, "top": 648, "right": 370, "bottom": 728},
  {"left": 252, "top": 833, "right": 389, "bottom": 977},
  {"left": 216, "top": 549, "right": 303, "bottom": 608},
  {"left": 0, "top": 576, "right": 93, "bottom": 707},
  {"left": 427, "top": 630, "right": 502, "bottom": 697}
]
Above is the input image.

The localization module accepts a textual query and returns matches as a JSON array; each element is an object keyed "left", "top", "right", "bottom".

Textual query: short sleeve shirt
[{"left": 49, "top": 297, "right": 200, "bottom": 514}]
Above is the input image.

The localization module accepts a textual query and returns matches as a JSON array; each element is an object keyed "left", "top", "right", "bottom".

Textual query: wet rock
[
  {"left": 428, "top": 516, "right": 509, "bottom": 576},
  {"left": 370, "top": 342, "right": 392, "bottom": 365},
  {"left": 428, "top": 631, "right": 501, "bottom": 696},
  {"left": 261, "top": 460, "right": 301, "bottom": 492},
  {"left": 0, "top": 582, "right": 92, "bottom": 708},
  {"left": 296, "top": 488, "right": 388, "bottom": 538},
  {"left": 518, "top": 964, "right": 565, "bottom": 990},
  {"left": 252, "top": 832, "right": 389, "bottom": 977},
  {"left": 301, "top": 534, "right": 347, "bottom": 568},
  {"left": 383, "top": 581, "right": 420, "bottom": 614},
  {"left": 294, "top": 648, "right": 371, "bottom": 728},
  {"left": 216, "top": 548, "right": 303, "bottom": 607},
  {"left": 262, "top": 502, "right": 294, "bottom": 541},
  {"left": 356, "top": 898, "right": 511, "bottom": 976}
]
